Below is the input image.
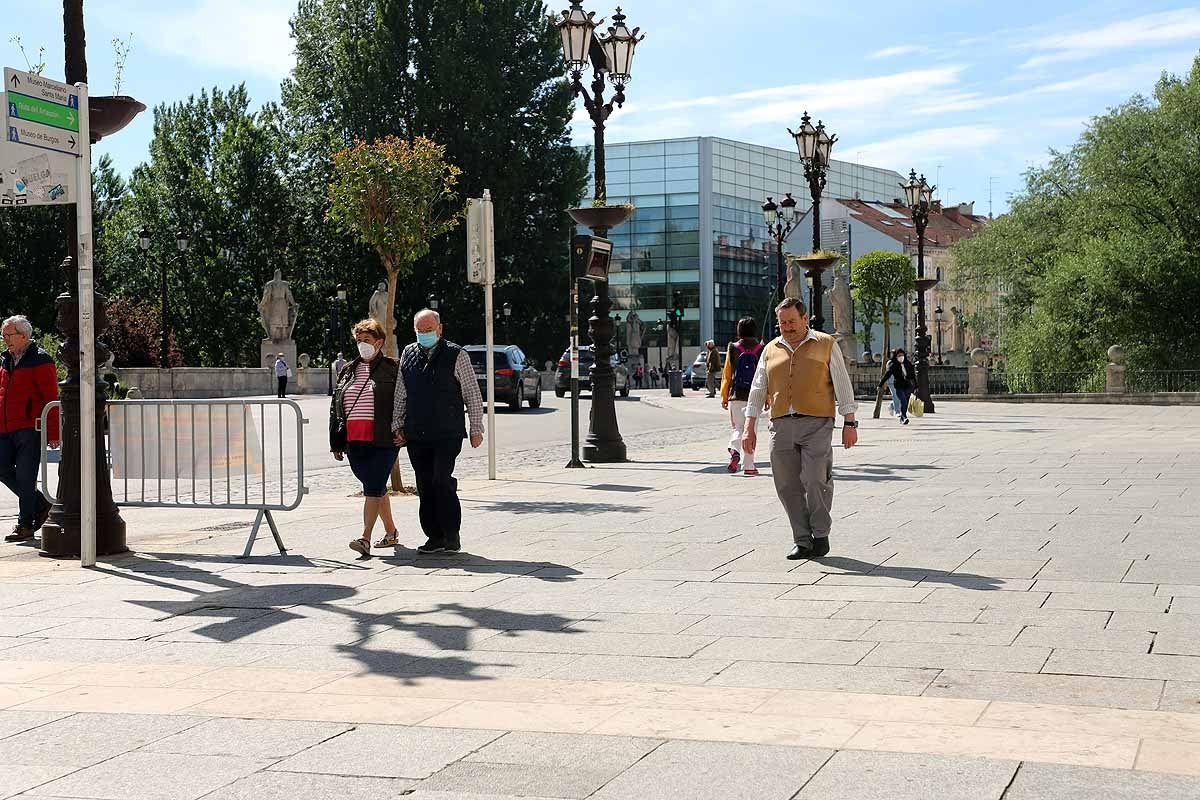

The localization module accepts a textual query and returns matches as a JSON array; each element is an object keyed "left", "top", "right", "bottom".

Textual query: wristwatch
[{"left": 844, "top": 420, "right": 859, "bottom": 428}]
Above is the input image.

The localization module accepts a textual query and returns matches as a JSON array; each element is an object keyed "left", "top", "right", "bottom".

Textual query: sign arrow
[
  {"left": 8, "top": 74, "right": 18, "bottom": 87},
  {"left": 68, "top": 135, "right": 76, "bottom": 149}
]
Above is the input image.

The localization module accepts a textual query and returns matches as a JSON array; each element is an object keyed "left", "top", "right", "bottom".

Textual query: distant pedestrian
[
  {"left": 329, "top": 320, "right": 400, "bottom": 557},
  {"left": 634, "top": 365, "right": 644, "bottom": 389},
  {"left": 704, "top": 340, "right": 720, "bottom": 397},
  {"left": 649, "top": 366, "right": 658, "bottom": 388},
  {"left": 721, "top": 316, "right": 763, "bottom": 476},
  {"left": 332, "top": 351, "right": 348, "bottom": 376},
  {"left": 883, "top": 348, "right": 900, "bottom": 417},
  {"left": 879, "top": 347, "right": 916, "bottom": 424},
  {"left": 274, "top": 353, "right": 290, "bottom": 397},
  {"left": 0, "top": 315, "right": 59, "bottom": 543},
  {"left": 743, "top": 299, "right": 859, "bottom": 560},
  {"left": 393, "top": 308, "right": 485, "bottom": 554}
]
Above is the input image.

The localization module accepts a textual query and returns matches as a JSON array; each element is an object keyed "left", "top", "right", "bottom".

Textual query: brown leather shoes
[{"left": 5, "top": 525, "right": 34, "bottom": 543}]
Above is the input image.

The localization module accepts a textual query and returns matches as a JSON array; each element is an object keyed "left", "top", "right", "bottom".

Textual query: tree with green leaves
[
  {"left": 851, "top": 251, "right": 916, "bottom": 356},
  {"left": 283, "top": 0, "right": 588, "bottom": 362},
  {"left": 98, "top": 86, "right": 294, "bottom": 366},
  {"left": 952, "top": 54, "right": 1200, "bottom": 380},
  {"left": 327, "top": 135, "right": 462, "bottom": 356}
]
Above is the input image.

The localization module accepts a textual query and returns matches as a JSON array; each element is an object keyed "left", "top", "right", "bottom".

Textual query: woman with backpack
[
  {"left": 879, "top": 347, "right": 917, "bottom": 424},
  {"left": 720, "top": 317, "right": 764, "bottom": 475}
]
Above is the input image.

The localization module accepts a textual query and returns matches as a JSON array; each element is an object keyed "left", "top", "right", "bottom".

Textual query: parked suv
[
  {"left": 464, "top": 345, "right": 542, "bottom": 410},
  {"left": 555, "top": 345, "right": 630, "bottom": 398},
  {"left": 688, "top": 349, "right": 726, "bottom": 391}
]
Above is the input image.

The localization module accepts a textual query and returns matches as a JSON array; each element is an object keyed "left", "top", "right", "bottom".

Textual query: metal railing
[
  {"left": 1125, "top": 370, "right": 1200, "bottom": 393},
  {"left": 40, "top": 398, "right": 308, "bottom": 557},
  {"left": 994, "top": 370, "right": 1106, "bottom": 394}
]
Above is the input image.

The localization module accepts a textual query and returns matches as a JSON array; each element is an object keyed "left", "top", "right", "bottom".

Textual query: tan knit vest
[{"left": 763, "top": 333, "right": 837, "bottom": 419}]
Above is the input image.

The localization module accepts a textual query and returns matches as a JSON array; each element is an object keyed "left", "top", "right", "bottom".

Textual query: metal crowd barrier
[{"left": 40, "top": 398, "right": 309, "bottom": 558}]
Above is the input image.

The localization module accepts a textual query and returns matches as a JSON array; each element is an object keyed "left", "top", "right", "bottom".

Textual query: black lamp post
[
  {"left": 502, "top": 301, "right": 512, "bottom": 343},
  {"left": 790, "top": 111, "right": 837, "bottom": 331},
  {"left": 325, "top": 284, "right": 348, "bottom": 395},
  {"left": 556, "top": 0, "right": 644, "bottom": 463},
  {"left": 902, "top": 169, "right": 938, "bottom": 413},
  {"left": 761, "top": 193, "right": 799, "bottom": 306},
  {"left": 135, "top": 227, "right": 188, "bottom": 369}
]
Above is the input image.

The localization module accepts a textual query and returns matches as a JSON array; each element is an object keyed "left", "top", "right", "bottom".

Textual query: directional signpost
[
  {"left": 1, "top": 68, "right": 97, "bottom": 566},
  {"left": 5, "top": 68, "right": 81, "bottom": 156}
]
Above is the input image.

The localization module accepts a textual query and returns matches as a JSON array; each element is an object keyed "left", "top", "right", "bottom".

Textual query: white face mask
[{"left": 357, "top": 341, "right": 377, "bottom": 360}]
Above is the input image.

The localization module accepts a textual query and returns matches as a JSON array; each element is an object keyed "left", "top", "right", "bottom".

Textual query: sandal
[
  {"left": 373, "top": 532, "right": 400, "bottom": 549},
  {"left": 349, "top": 537, "right": 370, "bottom": 556}
]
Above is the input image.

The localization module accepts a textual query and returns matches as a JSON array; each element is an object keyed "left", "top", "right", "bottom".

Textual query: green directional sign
[{"left": 7, "top": 92, "right": 78, "bottom": 132}]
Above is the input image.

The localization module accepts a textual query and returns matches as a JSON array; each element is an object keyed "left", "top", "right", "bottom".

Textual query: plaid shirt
[{"left": 391, "top": 343, "right": 485, "bottom": 437}]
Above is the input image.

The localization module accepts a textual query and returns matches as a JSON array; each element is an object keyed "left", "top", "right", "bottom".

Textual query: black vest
[{"left": 400, "top": 341, "right": 467, "bottom": 442}]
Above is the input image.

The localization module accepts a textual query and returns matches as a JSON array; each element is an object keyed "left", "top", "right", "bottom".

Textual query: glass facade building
[{"left": 581, "top": 136, "right": 904, "bottom": 363}]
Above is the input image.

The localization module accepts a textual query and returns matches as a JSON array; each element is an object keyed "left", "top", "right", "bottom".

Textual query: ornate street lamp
[
  {"left": 935, "top": 305, "right": 945, "bottom": 365},
  {"left": 902, "top": 168, "right": 939, "bottom": 413},
  {"left": 427, "top": 294, "right": 440, "bottom": 311},
  {"left": 789, "top": 111, "right": 838, "bottom": 331},
  {"left": 556, "top": 1, "right": 644, "bottom": 463},
  {"left": 762, "top": 193, "right": 799, "bottom": 331}
]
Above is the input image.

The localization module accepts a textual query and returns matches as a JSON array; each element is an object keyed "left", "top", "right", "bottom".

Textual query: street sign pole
[
  {"left": 467, "top": 190, "right": 497, "bottom": 481},
  {"left": 73, "top": 82, "right": 96, "bottom": 567}
]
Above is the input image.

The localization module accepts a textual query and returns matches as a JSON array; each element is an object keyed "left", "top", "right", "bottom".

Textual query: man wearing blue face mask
[{"left": 392, "top": 308, "right": 485, "bottom": 554}]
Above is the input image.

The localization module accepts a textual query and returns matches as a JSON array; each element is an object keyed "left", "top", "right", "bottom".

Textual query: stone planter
[
  {"left": 567, "top": 205, "right": 634, "bottom": 232},
  {"left": 89, "top": 96, "right": 147, "bottom": 142}
]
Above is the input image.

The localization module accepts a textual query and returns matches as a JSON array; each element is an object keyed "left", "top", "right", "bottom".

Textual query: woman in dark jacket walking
[
  {"left": 879, "top": 348, "right": 917, "bottom": 424},
  {"left": 329, "top": 318, "right": 401, "bottom": 556}
]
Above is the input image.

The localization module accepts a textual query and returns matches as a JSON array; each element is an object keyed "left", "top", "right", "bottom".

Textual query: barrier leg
[
  {"left": 263, "top": 509, "right": 287, "bottom": 555},
  {"left": 240, "top": 509, "right": 267, "bottom": 559}
]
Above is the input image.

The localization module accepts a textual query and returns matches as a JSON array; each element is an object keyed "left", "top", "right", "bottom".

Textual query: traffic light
[{"left": 671, "top": 291, "right": 685, "bottom": 325}]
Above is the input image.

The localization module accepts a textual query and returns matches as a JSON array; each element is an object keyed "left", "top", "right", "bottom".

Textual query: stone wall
[{"left": 115, "top": 368, "right": 335, "bottom": 399}]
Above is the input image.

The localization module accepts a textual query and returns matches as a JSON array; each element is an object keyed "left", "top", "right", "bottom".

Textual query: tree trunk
[
  {"left": 872, "top": 306, "right": 892, "bottom": 419},
  {"left": 383, "top": 263, "right": 406, "bottom": 492}
]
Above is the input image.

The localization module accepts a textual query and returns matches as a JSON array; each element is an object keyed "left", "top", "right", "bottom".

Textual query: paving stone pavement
[{"left": 3, "top": 401, "right": 1200, "bottom": 798}]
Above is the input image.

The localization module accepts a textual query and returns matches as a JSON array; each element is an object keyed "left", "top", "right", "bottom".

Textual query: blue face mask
[{"left": 416, "top": 331, "right": 440, "bottom": 349}]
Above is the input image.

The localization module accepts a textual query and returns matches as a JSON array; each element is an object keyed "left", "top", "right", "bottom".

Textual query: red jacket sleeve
[{"left": 34, "top": 362, "right": 60, "bottom": 441}]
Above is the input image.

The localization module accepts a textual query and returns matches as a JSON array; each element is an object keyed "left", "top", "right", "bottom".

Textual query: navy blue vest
[{"left": 400, "top": 340, "right": 467, "bottom": 442}]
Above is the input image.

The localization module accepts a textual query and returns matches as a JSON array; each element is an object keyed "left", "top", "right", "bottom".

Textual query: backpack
[{"left": 731, "top": 341, "right": 764, "bottom": 390}]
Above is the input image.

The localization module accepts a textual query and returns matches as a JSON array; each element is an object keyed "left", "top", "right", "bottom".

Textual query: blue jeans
[
  {"left": 895, "top": 386, "right": 913, "bottom": 420},
  {"left": 0, "top": 427, "right": 50, "bottom": 527}
]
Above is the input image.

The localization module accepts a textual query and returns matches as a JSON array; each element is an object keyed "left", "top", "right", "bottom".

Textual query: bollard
[
  {"left": 669, "top": 369, "right": 684, "bottom": 397},
  {"left": 968, "top": 347, "right": 989, "bottom": 396}
]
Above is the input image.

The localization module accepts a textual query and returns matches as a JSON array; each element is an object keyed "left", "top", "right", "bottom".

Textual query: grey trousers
[{"left": 768, "top": 415, "right": 834, "bottom": 545}]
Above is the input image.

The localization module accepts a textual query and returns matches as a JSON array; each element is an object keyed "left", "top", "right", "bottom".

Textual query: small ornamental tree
[
  {"left": 852, "top": 250, "right": 916, "bottom": 354},
  {"left": 327, "top": 136, "right": 463, "bottom": 357},
  {"left": 851, "top": 250, "right": 916, "bottom": 417}
]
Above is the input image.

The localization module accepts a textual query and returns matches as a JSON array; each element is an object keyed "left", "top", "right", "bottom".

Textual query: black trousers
[
  {"left": 277, "top": 376, "right": 287, "bottom": 397},
  {"left": 407, "top": 437, "right": 464, "bottom": 546}
]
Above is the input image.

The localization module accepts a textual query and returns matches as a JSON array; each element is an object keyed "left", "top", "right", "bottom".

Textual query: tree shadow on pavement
[{"left": 90, "top": 552, "right": 582, "bottom": 682}]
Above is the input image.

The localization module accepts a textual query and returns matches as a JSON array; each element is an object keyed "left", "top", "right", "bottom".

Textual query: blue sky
[{"left": 6, "top": 0, "right": 1199, "bottom": 214}]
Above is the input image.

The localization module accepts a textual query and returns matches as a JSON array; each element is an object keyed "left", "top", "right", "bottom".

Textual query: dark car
[
  {"left": 464, "top": 345, "right": 542, "bottom": 410},
  {"left": 555, "top": 345, "right": 630, "bottom": 398}
]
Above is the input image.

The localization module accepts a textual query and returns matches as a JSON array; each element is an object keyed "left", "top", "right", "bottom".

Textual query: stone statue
[
  {"left": 830, "top": 267, "right": 852, "bottom": 335},
  {"left": 298, "top": 353, "right": 311, "bottom": 369},
  {"left": 624, "top": 311, "right": 646, "bottom": 353},
  {"left": 368, "top": 282, "right": 395, "bottom": 334},
  {"left": 783, "top": 258, "right": 805, "bottom": 301},
  {"left": 951, "top": 307, "right": 967, "bottom": 352},
  {"left": 666, "top": 325, "right": 680, "bottom": 369},
  {"left": 257, "top": 270, "right": 298, "bottom": 342}
]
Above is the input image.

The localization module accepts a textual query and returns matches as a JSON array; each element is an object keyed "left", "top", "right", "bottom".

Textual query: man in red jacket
[{"left": 0, "top": 316, "right": 60, "bottom": 543}]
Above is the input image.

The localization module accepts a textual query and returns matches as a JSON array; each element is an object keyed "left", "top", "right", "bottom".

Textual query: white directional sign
[
  {"left": 4, "top": 68, "right": 81, "bottom": 157},
  {"left": 0, "top": 138, "right": 76, "bottom": 206}
]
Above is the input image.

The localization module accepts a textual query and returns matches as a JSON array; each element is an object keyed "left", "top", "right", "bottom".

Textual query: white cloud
[
  {"left": 1020, "top": 8, "right": 1200, "bottom": 69},
  {"left": 869, "top": 45, "right": 924, "bottom": 60},
  {"left": 849, "top": 126, "right": 1005, "bottom": 171},
  {"left": 142, "top": 0, "right": 296, "bottom": 78}
]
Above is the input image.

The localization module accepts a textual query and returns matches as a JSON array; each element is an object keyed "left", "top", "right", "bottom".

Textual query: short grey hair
[
  {"left": 413, "top": 308, "right": 441, "bottom": 325},
  {"left": 1, "top": 315, "right": 33, "bottom": 337},
  {"left": 774, "top": 298, "right": 808, "bottom": 317}
]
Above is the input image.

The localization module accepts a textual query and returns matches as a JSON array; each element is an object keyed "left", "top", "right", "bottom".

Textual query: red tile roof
[{"left": 835, "top": 198, "right": 987, "bottom": 248}]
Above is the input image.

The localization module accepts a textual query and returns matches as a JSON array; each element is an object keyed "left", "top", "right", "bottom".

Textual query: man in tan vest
[{"left": 743, "top": 298, "right": 858, "bottom": 559}]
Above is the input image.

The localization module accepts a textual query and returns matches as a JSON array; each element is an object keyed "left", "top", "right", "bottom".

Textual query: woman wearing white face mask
[{"left": 329, "top": 318, "right": 402, "bottom": 556}]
